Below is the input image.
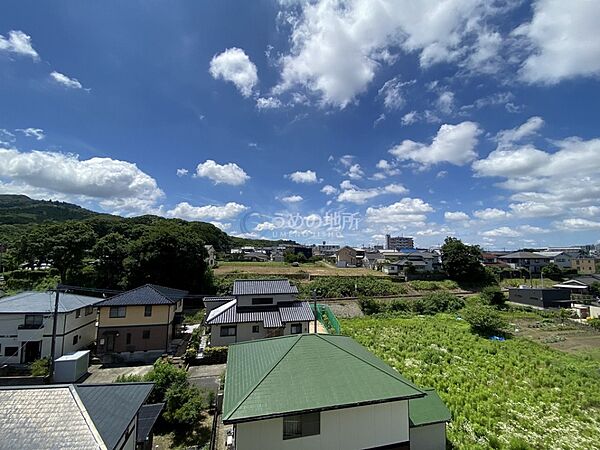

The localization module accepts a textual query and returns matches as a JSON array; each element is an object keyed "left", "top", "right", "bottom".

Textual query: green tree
[
  {"left": 481, "top": 286, "right": 506, "bottom": 308},
  {"left": 541, "top": 263, "right": 563, "bottom": 281},
  {"left": 461, "top": 303, "right": 507, "bottom": 336},
  {"left": 144, "top": 358, "right": 189, "bottom": 403},
  {"left": 122, "top": 223, "right": 213, "bottom": 293},
  {"left": 441, "top": 237, "right": 487, "bottom": 283},
  {"left": 92, "top": 232, "right": 128, "bottom": 288},
  {"left": 18, "top": 222, "right": 96, "bottom": 283}
]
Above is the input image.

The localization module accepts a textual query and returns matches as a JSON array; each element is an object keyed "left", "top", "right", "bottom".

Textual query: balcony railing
[{"left": 18, "top": 323, "right": 44, "bottom": 330}]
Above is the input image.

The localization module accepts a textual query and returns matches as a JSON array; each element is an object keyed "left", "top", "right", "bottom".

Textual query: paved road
[
  {"left": 83, "top": 364, "right": 153, "bottom": 383},
  {"left": 187, "top": 363, "right": 226, "bottom": 393}
]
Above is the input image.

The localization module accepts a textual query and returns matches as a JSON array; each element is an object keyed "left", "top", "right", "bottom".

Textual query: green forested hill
[{"left": 0, "top": 194, "right": 100, "bottom": 224}]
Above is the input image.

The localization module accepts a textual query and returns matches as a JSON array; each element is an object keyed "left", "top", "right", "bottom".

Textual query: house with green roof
[{"left": 223, "top": 333, "right": 450, "bottom": 450}]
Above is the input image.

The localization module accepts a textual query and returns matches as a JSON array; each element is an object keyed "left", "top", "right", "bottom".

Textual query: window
[
  {"left": 290, "top": 323, "right": 303, "bottom": 334},
  {"left": 24, "top": 314, "right": 43, "bottom": 328},
  {"left": 126, "top": 333, "right": 132, "bottom": 345},
  {"left": 220, "top": 326, "right": 237, "bottom": 337},
  {"left": 75, "top": 308, "right": 81, "bottom": 318},
  {"left": 144, "top": 305, "right": 153, "bottom": 317},
  {"left": 109, "top": 306, "right": 126, "bottom": 318},
  {"left": 283, "top": 412, "right": 320, "bottom": 440},
  {"left": 252, "top": 325, "right": 259, "bottom": 333},
  {"left": 72, "top": 335, "right": 79, "bottom": 345},
  {"left": 4, "top": 347, "right": 18, "bottom": 357},
  {"left": 85, "top": 306, "right": 94, "bottom": 316},
  {"left": 142, "top": 330, "right": 151, "bottom": 339},
  {"left": 252, "top": 298, "right": 273, "bottom": 305}
]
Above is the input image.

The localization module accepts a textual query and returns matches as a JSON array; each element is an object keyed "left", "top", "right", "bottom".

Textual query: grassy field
[
  {"left": 500, "top": 277, "right": 560, "bottom": 289},
  {"left": 341, "top": 313, "right": 600, "bottom": 449},
  {"left": 214, "top": 261, "right": 387, "bottom": 277}
]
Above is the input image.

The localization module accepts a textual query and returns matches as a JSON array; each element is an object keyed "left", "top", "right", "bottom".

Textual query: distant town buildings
[{"left": 385, "top": 234, "right": 414, "bottom": 250}]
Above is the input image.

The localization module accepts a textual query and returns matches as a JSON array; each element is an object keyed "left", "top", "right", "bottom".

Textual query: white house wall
[
  {"left": 0, "top": 308, "right": 97, "bottom": 364},
  {"left": 209, "top": 321, "right": 311, "bottom": 347},
  {"left": 234, "top": 400, "right": 409, "bottom": 450}
]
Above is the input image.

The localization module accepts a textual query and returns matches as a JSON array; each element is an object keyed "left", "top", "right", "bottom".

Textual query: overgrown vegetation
[
  {"left": 341, "top": 314, "right": 600, "bottom": 449},
  {"left": 117, "top": 358, "right": 213, "bottom": 448},
  {"left": 358, "top": 292, "right": 465, "bottom": 316},
  {"left": 29, "top": 357, "right": 50, "bottom": 377},
  {"left": 298, "top": 276, "right": 408, "bottom": 298},
  {"left": 461, "top": 303, "right": 508, "bottom": 336}
]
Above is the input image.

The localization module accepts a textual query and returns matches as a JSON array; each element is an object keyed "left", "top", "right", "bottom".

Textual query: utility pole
[
  {"left": 49, "top": 289, "right": 60, "bottom": 381},
  {"left": 312, "top": 290, "right": 318, "bottom": 333}
]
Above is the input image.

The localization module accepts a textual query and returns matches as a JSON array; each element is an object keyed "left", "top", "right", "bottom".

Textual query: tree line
[{"left": 2, "top": 215, "right": 232, "bottom": 293}]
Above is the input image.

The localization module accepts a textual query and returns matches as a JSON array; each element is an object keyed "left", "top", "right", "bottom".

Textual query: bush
[
  {"left": 163, "top": 384, "right": 212, "bottom": 427},
  {"left": 115, "top": 373, "right": 144, "bottom": 383},
  {"left": 30, "top": 358, "right": 50, "bottom": 377},
  {"left": 203, "top": 346, "right": 228, "bottom": 363},
  {"left": 358, "top": 298, "right": 385, "bottom": 315},
  {"left": 145, "top": 359, "right": 189, "bottom": 403},
  {"left": 299, "top": 276, "right": 407, "bottom": 299},
  {"left": 414, "top": 292, "right": 464, "bottom": 315},
  {"left": 589, "top": 318, "right": 600, "bottom": 331},
  {"left": 481, "top": 286, "right": 506, "bottom": 307},
  {"left": 461, "top": 303, "right": 507, "bottom": 336}
]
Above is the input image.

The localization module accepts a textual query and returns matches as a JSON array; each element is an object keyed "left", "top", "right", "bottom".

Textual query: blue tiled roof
[
  {"left": 0, "top": 291, "right": 100, "bottom": 314},
  {"left": 74, "top": 383, "right": 154, "bottom": 450},
  {"left": 232, "top": 279, "right": 299, "bottom": 296},
  {"left": 96, "top": 284, "right": 188, "bottom": 306}
]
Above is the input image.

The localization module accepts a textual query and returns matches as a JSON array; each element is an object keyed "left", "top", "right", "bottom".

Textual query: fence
[{"left": 311, "top": 303, "right": 341, "bottom": 335}]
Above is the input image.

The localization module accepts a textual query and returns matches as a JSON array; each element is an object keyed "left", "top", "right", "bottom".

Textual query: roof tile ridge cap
[
  {"left": 146, "top": 284, "right": 177, "bottom": 303},
  {"left": 224, "top": 334, "right": 303, "bottom": 420},
  {"left": 316, "top": 335, "right": 425, "bottom": 394},
  {"left": 69, "top": 385, "right": 108, "bottom": 450}
]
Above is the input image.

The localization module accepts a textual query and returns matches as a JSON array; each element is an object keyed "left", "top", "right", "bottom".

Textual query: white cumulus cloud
[
  {"left": 166, "top": 201, "right": 248, "bottom": 221},
  {"left": 195, "top": 160, "right": 250, "bottom": 186},
  {"left": 209, "top": 47, "right": 258, "bottom": 97},
  {"left": 50, "top": 71, "right": 86, "bottom": 90},
  {"left": 287, "top": 170, "right": 319, "bottom": 184},
  {"left": 390, "top": 121, "right": 481, "bottom": 168},
  {"left": 445, "top": 211, "right": 470, "bottom": 221},
  {"left": 517, "top": 0, "right": 600, "bottom": 84},
  {"left": 366, "top": 198, "right": 434, "bottom": 223},
  {"left": 0, "top": 30, "right": 38, "bottom": 59}
]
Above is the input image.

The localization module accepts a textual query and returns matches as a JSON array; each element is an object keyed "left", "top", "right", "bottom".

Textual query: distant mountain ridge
[
  {"left": 0, "top": 195, "right": 295, "bottom": 249},
  {"left": 0, "top": 194, "right": 101, "bottom": 224}
]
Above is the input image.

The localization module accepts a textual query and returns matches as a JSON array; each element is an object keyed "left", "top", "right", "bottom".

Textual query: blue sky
[{"left": 1, "top": 0, "right": 600, "bottom": 249}]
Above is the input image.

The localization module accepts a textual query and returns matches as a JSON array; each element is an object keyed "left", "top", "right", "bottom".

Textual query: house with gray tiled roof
[
  {"left": 0, "top": 382, "right": 162, "bottom": 450},
  {"left": 95, "top": 284, "right": 187, "bottom": 363},
  {"left": 204, "top": 279, "right": 314, "bottom": 346},
  {"left": 0, "top": 291, "right": 99, "bottom": 365}
]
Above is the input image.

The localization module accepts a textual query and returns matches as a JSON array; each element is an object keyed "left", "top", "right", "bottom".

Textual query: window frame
[
  {"left": 24, "top": 314, "right": 43, "bottom": 328},
  {"left": 144, "top": 305, "right": 153, "bottom": 317},
  {"left": 75, "top": 308, "right": 81, "bottom": 319},
  {"left": 220, "top": 325, "right": 237, "bottom": 337},
  {"left": 252, "top": 325, "right": 260, "bottom": 333},
  {"left": 283, "top": 412, "right": 320, "bottom": 440},
  {"left": 126, "top": 333, "right": 132, "bottom": 345},
  {"left": 109, "top": 306, "right": 126, "bottom": 318},
  {"left": 72, "top": 335, "right": 79, "bottom": 345},
  {"left": 142, "top": 330, "right": 151, "bottom": 340},
  {"left": 290, "top": 323, "right": 303, "bottom": 334},
  {"left": 251, "top": 297, "right": 274, "bottom": 305},
  {"left": 4, "top": 346, "right": 19, "bottom": 357},
  {"left": 85, "top": 306, "right": 94, "bottom": 316}
]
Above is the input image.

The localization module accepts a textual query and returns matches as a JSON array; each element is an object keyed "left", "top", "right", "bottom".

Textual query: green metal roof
[
  {"left": 223, "top": 334, "right": 425, "bottom": 423},
  {"left": 409, "top": 388, "right": 451, "bottom": 427}
]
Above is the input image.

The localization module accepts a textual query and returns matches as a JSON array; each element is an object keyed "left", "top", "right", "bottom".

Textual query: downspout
[
  {"left": 61, "top": 312, "right": 67, "bottom": 357},
  {"left": 165, "top": 304, "right": 171, "bottom": 352}
]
